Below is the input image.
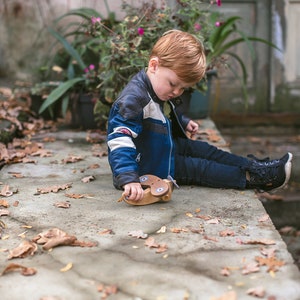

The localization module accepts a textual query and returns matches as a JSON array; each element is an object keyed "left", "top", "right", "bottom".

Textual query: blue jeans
[{"left": 174, "top": 138, "right": 250, "bottom": 189}]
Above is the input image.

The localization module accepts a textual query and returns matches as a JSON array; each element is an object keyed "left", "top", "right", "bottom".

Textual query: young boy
[{"left": 107, "top": 30, "right": 292, "bottom": 204}]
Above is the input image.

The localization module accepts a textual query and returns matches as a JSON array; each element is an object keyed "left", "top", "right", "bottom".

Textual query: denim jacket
[{"left": 107, "top": 69, "right": 190, "bottom": 189}]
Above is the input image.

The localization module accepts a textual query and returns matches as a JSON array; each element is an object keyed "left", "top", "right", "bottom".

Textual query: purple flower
[
  {"left": 137, "top": 27, "right": 144, "bottom": 36},
  {"left": 215, "top": 21, "right": 223, "bottom": 27},
  {"left": 216, "top": 0, "right": 222, "bottom": 6},
  {"left": 91, "top": 16, "right": 101, "bottom": 25},
  {"left": 84, "top": 67, "right": 89, "bottom": 73},
  {"left": 194, "top": 23, "right": 202, "bottom": 32},
  {"left": 89, "top": 64, "right": 95, "bottom": 70}
]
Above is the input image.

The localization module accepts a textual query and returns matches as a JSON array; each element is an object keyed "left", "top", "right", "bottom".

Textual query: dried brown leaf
[
  {"left": 65, "top": 193, "right": 85, "bottom": 199},
  {"left": 32, "top": 228, "right": 97, "bottom": 250},
  {"left": 99, "top": 229, "right": 114, "bottom": 235},
  {"left": 206, "top": 218, "right": 219, "bottom": 224},
  {"left": 0, "top": 199, "right": 9, "bottom": 207},
  {"left": 156, "top": 243, "right": 168, "bottom": 253},
  {"left": 81, "top": 175, "right": 95, "bottom": 183},
  {"left": 54, "top": 201, "right": 71, "bottom": 209},
  {"left": 255, "top": 256, "right": 285, "bottom": 272},
  {"left": 242, "top": 239, "right": 276, "bottom": 245},
  {"left": 36, "top": 183, "right": 72, "bottom": 194},
  {"left": 0, "top": 185, "right": 13, "bottom": 197},
  {"left": 0, "top": 209, "right": 10, "bottom": 216},
  {"left": 204, "top": 235, "right": 218, "bottom": 242},
  {"left": 242, "top": 262, "right": 260, "bottom": 275},
  {"left": 8, "top": 240, "right": 38, "bottom": 259},
  {"left": 144, "top": 236, "right": 159, "bottom": 248},
  {"left": 170, "top": 227, "right": 189, "bottom": 233},
  {"left": 62, "top": 155, "right": 84, "bottom": 163},
  {"left": 258, "top": 214, "right": 270, "bottom": 222},
  {"left": 1, "top": 263, "right": 37, "bottom": 276},
  {"left": 260, "top": 247, "right": 276, "bottom": 258},
  {"left": 246, "top": 286, "right": 265, "bottom": 298},
  {"left": 219, "top": 229, "right": 235, "bottom": 237},
  {"left": 220, "top": 267, "right": 230, "bottom": 276},
  {"left": 87, "top": 163, "right": 100, "bottom": 169}
]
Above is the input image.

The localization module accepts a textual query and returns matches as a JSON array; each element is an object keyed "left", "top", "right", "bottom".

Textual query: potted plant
[
  {"left": 34, "top": 5, "right": 115, "bottom": 128},
  {"left": 36, "top": 0, "right": 277, "bottom": 126},
  {"left": 87, "top": 0, "right": 277, "bottom": 122}
]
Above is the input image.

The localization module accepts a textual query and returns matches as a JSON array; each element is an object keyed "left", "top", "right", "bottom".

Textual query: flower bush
[{"left": 38, "top": 0, "right": 276, "bottom": 124}]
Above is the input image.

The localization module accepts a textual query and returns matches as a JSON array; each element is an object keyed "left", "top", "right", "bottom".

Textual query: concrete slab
[{"left": 0, "top": 119, "right": 300, "bottom": 300}]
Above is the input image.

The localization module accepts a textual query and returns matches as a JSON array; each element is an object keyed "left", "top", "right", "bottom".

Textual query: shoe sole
[{"left": 269, "top": 152, "right": 293, "bottom": 192}]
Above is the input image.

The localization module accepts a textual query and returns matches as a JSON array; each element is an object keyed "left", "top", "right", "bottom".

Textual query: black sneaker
[{"left": 246, "top": 152, "right": 293, "bottom": 191}]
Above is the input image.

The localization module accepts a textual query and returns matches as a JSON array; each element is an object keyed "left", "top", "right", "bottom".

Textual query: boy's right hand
[{"left": 123, "top": 182, "right": 144, "bottom": 202}]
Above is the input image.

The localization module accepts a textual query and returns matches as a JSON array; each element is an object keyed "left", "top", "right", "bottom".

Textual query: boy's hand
[
  {"left": 186, "top": 120, "right": 199, "bottom": 137},
  {"left": 123, "top": 182, "right": 144, "bottom": 202}
]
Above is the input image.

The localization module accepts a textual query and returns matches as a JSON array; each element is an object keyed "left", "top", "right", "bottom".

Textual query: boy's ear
[{"left": 148, "top": 57, "right": 159, "bottom": 71}]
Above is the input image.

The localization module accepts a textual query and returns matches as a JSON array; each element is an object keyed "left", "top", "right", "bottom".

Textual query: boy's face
[{"left": 147, "top": 58, "right": 192, "bottom": 101}]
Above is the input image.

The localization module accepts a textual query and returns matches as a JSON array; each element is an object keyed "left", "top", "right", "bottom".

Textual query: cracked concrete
[{"left": 0, "top": 119, "right": 300, "bottom": 300}]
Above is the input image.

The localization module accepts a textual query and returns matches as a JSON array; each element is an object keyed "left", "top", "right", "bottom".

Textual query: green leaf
[
  {"left": 48, "top": 27, "right": 86, "bottom": 70},
  {"left": 39, "top": 77, "right": 85, "bottom": 113}
]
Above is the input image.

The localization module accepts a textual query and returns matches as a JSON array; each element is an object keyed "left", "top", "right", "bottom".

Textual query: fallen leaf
[
  {"left": 62, "top": 155, "right": 84, "bottom": 163},
  {"left": 279, "top": 226, "right": 295, "bottom": 235},
  {"left": 97, "top": 283, "right": 118, "bottom": 298},
  {"left": 87, "top": 163, "right": 100, "bottom": 169},
  {"left": 0, "top": 199, "right": 9, "bottom": 207},
  {"left": 246, "top": 286, "right": 265, "bottom": 298},
  {"left": 0, "top": 185, "right": 13, "bottom": 197},
  {"left": 255, "top": 256, "right": 285, "bottom": 272},
  {"left": 156, "top": 243, "right": 168, "bottom": 253},
  {"left": 258, "top": 214, "right": 270, "bottom": 222},
  {"left": 99, "top": 229, "right": 114, "bottom": 235},
  {"left": 204, "top": 235, "right": 218, "bottom": 242},
  {"left": 242, "top": 262, "right": 260, "bottom": 275},
  {"left": 219, "top": 229, "right": 235, "bottom": 237},
  {"left": 242, "top": 239, "right": 276, "bottom": 245},
  {"left": 8, "top": 240, "right": 38, "bottom": 259},
  {"left": 21, "top": 225, "right": 32, "bottom": 229},
  {"left": 196, "top": 214, "right": 212, "bottom": 220},
  {"left": 206, "top": 218, "right": 219, "bottom": 224},
  {"left": 33, "top": 228, "right": 77, "bottom": 250},
  {"left": 0, "top": 209, "right": 10, "bottom": 216},
  {"left": 60, "top": 262, "right": 73, "bottom": 272},
  {"left": 220, "top": 267, "right": 230, "bottom": 276},
  {"left": 1, "top": 263, "right": 37, "bottom": 276},
  {"left": 35, "top": 183, "right": 72, "bottom": 194},
  {"left": 54, "top": 201, "right": 71, "bottom": 208},
  {"left": 144, "top": 236, "right": 159, "bottom": 248},
  {"left": 260, "top": 247, "right": 276, "bottom": 258},
  {"left": 156, "top": 226, "right": 167, "bottom": 233},
  {"left": 65, "top": 193, "right": 85, "bottom": 199},
  {"left": 256, "top": 191, "right": 284, "bottom": 201},
  {"left": 128, "top": 230, "right": 148, "bottom": 239},
  {"left": 81, "top": 175, "right": 95, "bottom": 183},
  {"left": 13, "top": 200, "right": 19, "bottom": 207},
  {"left": 10, "top": 172, "right": 24, "bottom": 178},
  {"left": 190, "top": 228, "right": 204, "bottom": 234},
  {"left": 32, "top": 228, "right": 97, "bottom": 250},
  {"left": 185, "top": 212, "right": 193, "bottom": 218},
  {"left": 170, "top": 227, "right": 189, "bottom": 233}
]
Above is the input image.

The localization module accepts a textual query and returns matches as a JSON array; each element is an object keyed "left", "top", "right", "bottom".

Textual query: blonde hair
[{"left": 150, "top": 30, "right": 206, "bottom": 84}]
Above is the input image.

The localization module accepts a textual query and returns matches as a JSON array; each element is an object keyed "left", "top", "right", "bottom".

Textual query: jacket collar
[{"left": 138, "top": 69, "right": 164, "bottom": 105}]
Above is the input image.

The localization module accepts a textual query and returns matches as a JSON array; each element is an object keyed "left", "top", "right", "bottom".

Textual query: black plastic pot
[{"left": 71, "top": 92, "right": 98, "bottom": 130}]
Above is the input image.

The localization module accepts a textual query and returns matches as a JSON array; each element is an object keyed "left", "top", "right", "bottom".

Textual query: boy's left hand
[{"left": 186, "top": 120, "right": 199, "bottom": 137}]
